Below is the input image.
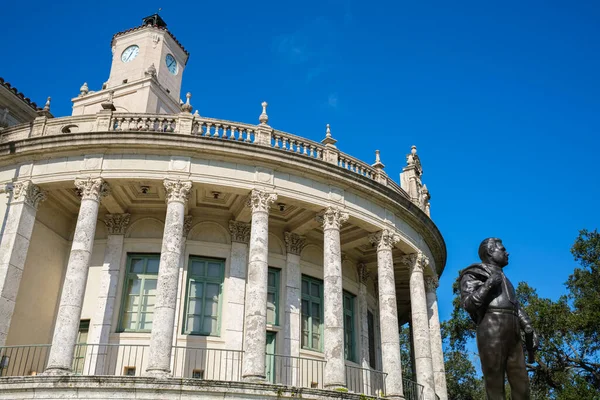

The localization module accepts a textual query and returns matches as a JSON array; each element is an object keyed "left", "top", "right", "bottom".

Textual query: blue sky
[{"left": 2, "top": 1, "right": 599, "bottom": 325}]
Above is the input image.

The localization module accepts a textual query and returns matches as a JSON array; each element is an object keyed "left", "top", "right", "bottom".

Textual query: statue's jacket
[{"left": 459, "top": 263, "right": 532, "bottom": 329}]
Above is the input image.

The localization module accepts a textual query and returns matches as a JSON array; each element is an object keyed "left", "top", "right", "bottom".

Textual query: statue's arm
[
  {"left": 517, "top": 304, "right": 533, "bottom": 330},
  {"left": 460, "top": 273, "right": 495, "bottom": 314}
]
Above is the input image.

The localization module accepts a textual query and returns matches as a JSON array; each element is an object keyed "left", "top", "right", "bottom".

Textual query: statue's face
[{"left": 490, "top": 241, "right": 509, "bottom": 267}]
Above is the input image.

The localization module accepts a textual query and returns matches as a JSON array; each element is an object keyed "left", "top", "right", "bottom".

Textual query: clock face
[
  {"left": 165, "top": 54, "right": 178, "bottom": 75},
  {"left": 121, "top": 45, "right": 139, "bottom": 63}
]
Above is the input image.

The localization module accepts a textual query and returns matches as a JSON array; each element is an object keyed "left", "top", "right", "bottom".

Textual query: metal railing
[
  {"left": 403, "top": 377, "right": 425, "bottom": 400},
  {"left": 0, "top": 345, "right": 51, "bottom": 376},
  {"left": 266, "top": 354, "right": 326, "bottom": 389},
  {"left": 172, "top": 346, "right": 243, "bottom": 381},
  {"left": 345, "top": 364, "right": 386, "bottom": 397},
  {"left": 74, "top": 343, "right": 149, "bottom": 376}
]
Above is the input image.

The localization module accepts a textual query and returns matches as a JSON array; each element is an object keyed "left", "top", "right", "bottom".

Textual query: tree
[{"left": 442, "top": 229, "right": 600, "bottom": 399}]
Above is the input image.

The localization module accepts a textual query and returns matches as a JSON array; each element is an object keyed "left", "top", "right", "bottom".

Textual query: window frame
[
  {"left": 183, "top": 256, "right": 225, "bottom": 336},
  {"left": 118, "top": 253, "right": 160, "bottom": 333},
  {"left": 343, "top": 291, "right": 357, "bottom": 362},
  {"left": 267, "top": 267, "right": 281, "bottom": 326},
  {"left": 301, "top": 275, "right": 324, "bottom": 352}
]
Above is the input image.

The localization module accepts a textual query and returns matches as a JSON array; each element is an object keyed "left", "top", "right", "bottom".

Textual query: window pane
[
  {"left": 125, "top": 295, "right": 139, "bottom": 311},
  {"left": 311, "top": 303, "right": 320, "bottom": 319},
  {"left": 130, "top": 259, "right": 144, "bottom": 273},
  {"left": 188, "top": 299, "right": 202, "bottom": 314},
  {"left": 123, "top": 312, "right": 136, "bottom": 330},
  {"left": 312, "top": 333, "right": 320, "bottom": 350},
  {"left": 140, "top": 312, "right": 153, "bottom": 330},
  {"left": 141, "top": 295, "right": 155, "bottom": 312},
  {"left": 204, "top": 299, "right": 217, "bottom": 316},
  {"left": 146, "top": 258, "right": 159, "bottom": 274},
  {"left": 268, "top": 272, "right": 275, "bottom": 287},
  {"left": 302, "top": 280, "right": 308, "bottom": 295},
  {"left": 311, "top": 283, "right": 320, "bottom": 297},
  {"left": 127, "top": 279, "right": 141, "bottom": 295},
  {"left": 301, "top": 299, "right": 309, "bottom": 314},
  {"left": 187, "top": 316, "right": 200, "bottom": 333},
  {"left": 191, "top": 261, "right": 204, "bottom": 276},
  {"left": 207, "top": 263, "right": 221, "bottom": 278},
  {"left": 205, "top": 283, "right": 219, "bottom": 300},
  {"left": 189, "top": 281, "right": 203, "bottom": 298},
  {"left": 204, "top": 316, "right": 218, "bottom": 334},
  {"left": 143, "top": 279, "right": 157, "bottom": 295}
]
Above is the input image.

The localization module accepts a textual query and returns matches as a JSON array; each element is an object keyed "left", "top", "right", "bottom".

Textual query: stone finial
[
  {"left": 163, "top": 179, "right": 192, "bottom": 204},
  {"left": 104, "top": 213, "right": 131, "bottom": 235},
  {"left": 43, "top": 97, "right": 51, "bottom": 111},
  {"left": 75, "top": 178, "right": 110, "bottom": 202},
  {"left": 372, "top": 150, "right": 385, "bottom": 169},
  {"left": 229, "top": 221, "right": 251, "bottom": 243},
  {"left": 193, "top": 109, "right": 200, "bottom": 117},
  {"left": 316, "top": 206, "right": 349, "bottom": 231},
  {"left": 284, "top": 232, "right": 306, "bottom": 255},
  {"left": 12, "top": 180, "right": 46, "bottom": 209},
  {"left": 101, "top": 90, "right": 116, "bottom": 111},
  {"left": 145, "top": 63, "right": 157, "bottom": 78},
  {"left": 321, "top": 123, "right": 337, "bottom": 146},
  {"left": 259, "top": 101, "right": 269, "bottom": 125},
  {"left": 181, "top": 92, "right": 193, "bottom": 113},
  {"left": 369, "top": 229, "right": 400, "bottom": 251},
  {"left": 79, "top": 82, "right": 89, "bottom": 97}
]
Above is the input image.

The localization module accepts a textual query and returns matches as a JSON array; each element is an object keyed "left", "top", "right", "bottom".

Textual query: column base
[
  {"left": 242, "top": 374, "right": 267, "bottom": 383},
  {"left": 42, "top": 367, "right": 72, "bottom": 376},
  {"left": 144, "top": 368, "right": 173, "bottom": 379}
]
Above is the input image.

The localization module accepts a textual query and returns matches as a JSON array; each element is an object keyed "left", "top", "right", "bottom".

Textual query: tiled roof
[
  {"left": 0, "top": 77, "right": 38, "bottom": 110},
  {"left": 111, "top": 24, "right": 190, "bottom": 58}
]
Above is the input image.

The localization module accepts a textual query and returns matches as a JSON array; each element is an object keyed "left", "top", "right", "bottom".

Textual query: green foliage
[
  {"left": 442, "top": 229, "right": 600, "bottom": 399},
  {"left": 399, "top": 324, "right": 415, "bottom": 382}
]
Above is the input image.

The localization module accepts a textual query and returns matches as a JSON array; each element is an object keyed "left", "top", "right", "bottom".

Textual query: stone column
[
  {"left": 426, "top": 275, "right": 448, "bottom": 400},
  {"left": 369, "top": 229, "right": 404, "bottom": 399},
  {"left": 357, "top": 263, "right": 372, "bottom": 392},
  {"left": 318, "top": 207, "right": 349, "bottom": 389},
  {"left": 0, "top": 181, "right": 46, "bottom": 346},
  {"left": 45, "top": 178, "right": 109, "bottom": 375},
  {"left": 145, "top": 179, "right": 192, "bottom": 377},
  {"left": 283, "top": 231, "right": 305, "bottom": 385},
  {"left": 406, "top": 253, "right": 436, "bottom": 400},
  {"left": 86, "top": 213, "right": 130, "bottom": 374},
  {"left": 226, "top": 221, "right": 251, "bottom": 351},
  {"left": 241, "top": 189, "right": 277, "bottom": 381}
]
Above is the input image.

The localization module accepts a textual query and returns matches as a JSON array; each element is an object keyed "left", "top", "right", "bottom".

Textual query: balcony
[{"left": 0, "top": 344, "right": 425, "bottom": 399}]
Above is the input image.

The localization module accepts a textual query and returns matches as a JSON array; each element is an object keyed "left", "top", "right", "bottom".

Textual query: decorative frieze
[
  {"left": 369, "top": 229, "right": 400, "bottom": 251},
  {"left": 357, "top": 262, "right": 370, "bottom": 284},
  {"left": 317, "top": 206, "right": 349, "bottom": 231},
  {"left": 104, "top": 213, "right": 131, "bottom": 235},
  {"left": 229, "top": 221, "right": 251, "bottom": 243},
  {"left": 75, "top": 178, "right": 110, "bottom": 202},
  {"left": 12, "top": 180, "right": 46, "bottom": 209},
  {"left": 247, "top": 189, "right": 277, "bottom": 213},
  {"left": 425, "top": 275, "right": 439, "bottom": 293},
  {"left": 284, "top": 232, "right": 306, "bottom": 256},
  {"left": 163, "top": 179, "right": 192, "bottom": 204}
]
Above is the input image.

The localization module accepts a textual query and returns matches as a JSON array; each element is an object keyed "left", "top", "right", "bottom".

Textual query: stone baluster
[
  {"left": 425, "top": 275, "right": 448, "bottom": 400},
  {"left": 226, "top": 221, "right": 251, "bottom": 352},
  {"left": 45, "top": 178, "right": 109, "bottom": 375},
  {"left": 283, "top": 232, "right": 306, "bottom": 385},
  {"left": 242, "top": 189, "right": 278, "bottom": 381},
  {"left": 145, "top": 179, "right": 192, "bottom": 377},
  {"left": 0, "top": 181, "right": 46, "bottom": 347},
  {"left": 369, "top": 229, "right": 404, "bottom": 399},
  {"left": 405, "top": 253, "right": 436, "bottom": 400},
  {"left": 318, "top": 207, "right": 349, "bottom": 389},
  {"left": 86, "top": 213, "right": 130, "bottom": 374}
]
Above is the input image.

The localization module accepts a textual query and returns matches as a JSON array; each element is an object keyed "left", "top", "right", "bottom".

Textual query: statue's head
[{"left": 478, "top": 237, "right": 509, "bottom": 267}]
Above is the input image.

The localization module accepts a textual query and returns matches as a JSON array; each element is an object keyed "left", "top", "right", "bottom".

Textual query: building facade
[{"left": 0, "top": 15, "right": 447, "bottom": 400}]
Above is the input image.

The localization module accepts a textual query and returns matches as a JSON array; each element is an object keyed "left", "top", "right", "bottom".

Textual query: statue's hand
[{"left": 524, "top": 326, "right": 539, "bottom": 351}]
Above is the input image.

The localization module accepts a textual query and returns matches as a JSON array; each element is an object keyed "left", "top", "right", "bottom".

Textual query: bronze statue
[{"left": 459, "top": 238, "right": 538, "bottom": 399}]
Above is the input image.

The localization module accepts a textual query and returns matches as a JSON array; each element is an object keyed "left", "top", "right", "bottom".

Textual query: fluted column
[
  {"left": 0, "top": 181, "right": 46, "bottom": 346},
  {"left": 226, "top": 221, "right": 251, "bottom": 351},
  {"left": 242, "top": 189, "right": 277, "bottom": 381},
  {"left": 283, "top": 232, "right": 305, "bottom": 385},
  {"left": 406, "top": 253, "right": 436, "bottom": 400},
  {"left": 426, "top": 275, "right": 448, "bottom": 400},
  {"left": 357, "top": 263, "right": 371, "bottom": 369},
  {"left": 86, "top": 213, "right": 130, "bottom": 373},
  {"left": 146, "top": 179, "right": 192, "bottom": 377},
  {"left": 369, "top": 229, "right": 404, "bottom": 399},
  {"left": 318, "top": 207, "right": 349, "bottom": 389},
  {"left": 45, "top": 178, "right": 109, "bottom": 375}
]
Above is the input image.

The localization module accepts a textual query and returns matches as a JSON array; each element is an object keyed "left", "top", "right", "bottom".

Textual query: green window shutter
[
  {"left": 119, "top": 254, "right": 160, "bottom": 332},
  {"left": 184, "top": 257, "right": 224, "bottom": 336},
  {"left": 343, "top": 291, "right": 356, "bottom": 362},
  {"left": 301, "top": 275, "right": 324, "bottom": 352},
  {"left": 267, "top": 268, "right": 280, "bottom": 326}
]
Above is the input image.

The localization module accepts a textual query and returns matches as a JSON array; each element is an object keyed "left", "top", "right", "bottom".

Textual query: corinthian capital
[
  {"left": 12, "top": 180, "right": 46, "bottom": 209},
  {"left": 424, "top": 275, "right": 439, "bottom": 292},
  {"left": 316, "top": 206, "right": 349, "bottom": 231},
  {"left": 369, "top": 229, "right": 400, "bottom": 251},
  {"left": 75, "top": 178, "right": 110, "bottom": 201},
  {"left": 284, "top": 232, "right": 306, "bottom": 255},
  {"left": 229, "top": 220, "right": 251, "bottom": 243},
  {"left": 401, "top": 251, "right": 429, "bottom": 274},
  {"left": 247, "top": 189, "right": 277, "bottom": 213},
  {"left": 104, "top": 213, "right": 130, "bottom": 235},
  {"left": 163, "top": 179, "right": 192, "bottom": 204}
]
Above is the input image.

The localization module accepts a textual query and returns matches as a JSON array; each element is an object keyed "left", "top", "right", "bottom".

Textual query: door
[{"left": 265, "top": 331, "right": 276, "bottom": 383}]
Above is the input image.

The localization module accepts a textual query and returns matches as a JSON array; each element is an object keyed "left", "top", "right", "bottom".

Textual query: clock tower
[{"left": 72, "top": 14, "right": 189, "bottom": 116}]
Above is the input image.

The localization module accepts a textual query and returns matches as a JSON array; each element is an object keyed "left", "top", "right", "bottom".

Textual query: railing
[
  {"left": 345, "top": 364, "right": 386, "bottom": 397},
  {"left": 271, "top": 129, "right": 325, "bottom": 160},
  {"left": 403, "top": 377, "right": 425, "bottom": 400},
  {"left": 172, "top": 346, "right": 243, "bottom": 381},
  {"left": 74, "top": 343, "right": 149, "bottom": 376},
  {"left": 267, "top": 353, "right": 326, "bottom": 389},
  {"left": 0, "top": 345, "right": 51, "bottom": 376}
]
